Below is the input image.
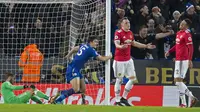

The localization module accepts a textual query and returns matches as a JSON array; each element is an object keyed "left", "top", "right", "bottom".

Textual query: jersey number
[{"left": 77, "top": 46, "right": 86, "bottom": 56}]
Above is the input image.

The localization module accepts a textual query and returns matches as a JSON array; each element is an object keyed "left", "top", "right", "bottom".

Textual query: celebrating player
[
  {"left": 165, "top": 19, "right": 198, "bottom": 108},
  {"left": 1, "top": 73, "right": 50, "bottom": 104},
  {"left": 113, "top": 17, "right": 156, "bottom": 106},
  {"left": 49, "top": 36, "right": 112, "bottom": 104}
]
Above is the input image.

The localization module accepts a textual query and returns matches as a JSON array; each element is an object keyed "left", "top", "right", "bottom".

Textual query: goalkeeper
[{"left": 1, "top": 72, "right": 50, "bottom": 104}]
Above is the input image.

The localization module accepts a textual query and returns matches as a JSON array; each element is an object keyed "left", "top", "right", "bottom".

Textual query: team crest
[
  {"left": 188, "top": 37, "right": 192, "bottom": 41},
  {"left": 115, "top": 36, "right": 118, "bottom": 39}
]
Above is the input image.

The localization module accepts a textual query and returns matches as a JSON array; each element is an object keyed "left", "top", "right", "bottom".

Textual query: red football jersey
[
  {"left": 114, "top": 29, "right": 134, "bottom": 61},
  {"left": 172, "top": 30, "right": 193, "bottom": 60}
]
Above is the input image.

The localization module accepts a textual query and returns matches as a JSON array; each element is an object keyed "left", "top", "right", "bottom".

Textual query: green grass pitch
[{"left": 0, "top": 105, "right": 200, "bottom": 112}]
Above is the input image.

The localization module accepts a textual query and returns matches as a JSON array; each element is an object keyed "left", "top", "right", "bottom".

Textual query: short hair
[
  {"left": 139, "top": 25, "right": 148, "bottom": 31},
  {"left": 184, "top": 19, "right": 192, "bottom": 28},
  {"left": 120, "top": 17, "right": 129, "bottom": 23},
  {"left": 5, "top": 72, "right": 14, "bottom": 80},
  {"left": 88, "top": 35, "right": 98, "bottom": 43}
]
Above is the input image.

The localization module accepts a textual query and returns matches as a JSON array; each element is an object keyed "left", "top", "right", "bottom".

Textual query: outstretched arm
[
  {"left": 64, "top": 46, "right": 79, "bottom": 59},
  {"left": 155, "top": 30, "right": 174, "bottom": 39},
  {"left": 96, "top": 54, "right": 112, "bottom": 61},
  {"left": 132, "top": 41, "right": 156, "bottom": 49}
]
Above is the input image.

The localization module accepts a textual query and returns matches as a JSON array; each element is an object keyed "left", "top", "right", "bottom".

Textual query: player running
[
  {"left": 113, "top": 17, "right": 156, "bottom": 106},
  {"left": 49, "top": 36, "right": 112, "bottom": 104},
  {"left": 165, "top": 19, "right": 199, "bottom": 108},
  {"left": 1, "top": 72, "right": 50, "bottom": 104}
]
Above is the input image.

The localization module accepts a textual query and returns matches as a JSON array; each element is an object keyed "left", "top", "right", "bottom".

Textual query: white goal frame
[{"left": 0, "top": 0, "right": 111, "bottom": 105}]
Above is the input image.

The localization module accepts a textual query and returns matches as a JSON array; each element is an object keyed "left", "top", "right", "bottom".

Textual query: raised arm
[
  {"left": 132, "top": 41, "right": 156, "bottom": 49},
  {"left": 155, "top": 30, "right": 174, "bottom": 39}
]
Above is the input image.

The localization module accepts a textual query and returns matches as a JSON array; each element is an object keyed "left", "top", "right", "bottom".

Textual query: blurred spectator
[
  {"left": 116, "top": 0, "right": 129, "bottom": 8},
  {"left": 131, "top": 25, "right": 174, "bottom": 59},
  {"left": 155, "top": 0, "right": 170, "bottom": 21},
  {"left": 148, "top": 6, "right": 165, "bottom": 26},
  {"left": 35, "top": 18, "right": 42, "bottom": 30},
  {"left": 135, "top": 5, "right": 149, "bottom": 33},
  {"left": 133, "top": 0, "right": 152, "bottom": 12},
  {"left": 147, "top": 18, "right": 156, "bottom": 33},
  {"left": 168, "top": 10, "right": 181, "bottom": 33},
  {"left": 180, "top": 2, "right": 200, "bottom": 32},
  {"left": 190, "top": 0, "right": 200, "bottom": 14},
  {"left": 18, "top": 39, "right": 44, "bottom": 83},
  {"left": 51, "top": 64, "right": 65, "bottom": 83}
]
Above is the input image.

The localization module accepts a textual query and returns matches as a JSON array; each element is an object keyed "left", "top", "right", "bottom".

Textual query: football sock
[
  {"left": 122, "top": 80, "right": 133, "bottom": 99},
  {"left": 56, "top": 88, "right": 75, "bottom": 103},
  {"left": 180, "top": 93, "right": 186, "bottom": 105},
  {"left": 179, "top": 82, "right": 194, "bottom": 98},
  {"left": 34, "top": 89, "right": 49, "bottom": 100},
  {"left": 31, "top": 95, "right": 43, "bottom": 104},
  {"left": 115, "top": 78, "right": 121, "bottom": 102}
]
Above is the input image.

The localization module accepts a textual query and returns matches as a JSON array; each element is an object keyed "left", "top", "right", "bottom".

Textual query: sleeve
[
  {"left": 114, "top": 31, "right": 121, "bottom": 43},
  {"left": 18, "top": 50, "right": 28, "bottom": 67},
  {"left": 131, "top": 32, "right": 135, "bottom": 41},
  {"left": 185, "top": 33, "right": 194, "bottom": 60},
  {"left": 169, "top": 45, "right": 176, "bottom": 53},
  {"left": 5, "top": 82, "right": 24, "bottom": 90},
  {"left": 90, "top": 48, "right": 99, "bottom": 59}
]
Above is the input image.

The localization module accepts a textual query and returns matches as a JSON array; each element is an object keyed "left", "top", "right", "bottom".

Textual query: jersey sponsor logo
[{"left": 124, "top": 39, "right": 132, "bottom": 44}]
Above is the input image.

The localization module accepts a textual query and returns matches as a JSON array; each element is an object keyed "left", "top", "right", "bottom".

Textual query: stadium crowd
[{"left": 111, "top": 0, "right": 200, "bottom": 60}]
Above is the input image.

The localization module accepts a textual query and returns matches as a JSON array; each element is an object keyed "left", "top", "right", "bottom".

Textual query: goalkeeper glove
[
  {"left": 30, "top": 85, "right": 36, "bottom": 89},
  {"left": 23, "top": 85, "right": 29, "bottom": 89}
]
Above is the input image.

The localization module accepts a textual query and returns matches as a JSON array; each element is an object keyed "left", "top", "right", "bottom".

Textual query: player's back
[
  {"left": 69, "top": 44, "right": 98, "bottom": 70},
  {"left": 1, "top": 81, "right": 16, "bottom": 103}
]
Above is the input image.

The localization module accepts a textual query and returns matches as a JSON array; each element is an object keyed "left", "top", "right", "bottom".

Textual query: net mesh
[{"left": 0, "top": 0, "right": 106, "bottom": 105}]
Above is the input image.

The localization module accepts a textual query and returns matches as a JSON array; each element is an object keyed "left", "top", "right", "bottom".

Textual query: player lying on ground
[
  {"left": 165, "top": 19, "right": 199, "bottom": 108},
  {"left": 49, "top": 35, "right": 112, "bottom": 104},
  {"left": 1, "top": 72, "right": 50, "bottom": 104}
]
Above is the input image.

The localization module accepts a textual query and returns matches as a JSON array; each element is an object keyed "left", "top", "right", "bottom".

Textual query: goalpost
[{"left": 0, "top": 0, "right": 111, "bottom": 105}]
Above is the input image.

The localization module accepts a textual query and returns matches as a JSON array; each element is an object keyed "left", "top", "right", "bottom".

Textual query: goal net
[{"left": 0, "top": 0, "right": 110, "bottom": 105}]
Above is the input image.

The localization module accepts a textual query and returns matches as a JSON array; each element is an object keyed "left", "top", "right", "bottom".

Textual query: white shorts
[
  {"left": 112, "top": 59, "right": 136, "bottom": 79},
  {"left": 174, "top": 60, "right": 189, "bottom": 78}
]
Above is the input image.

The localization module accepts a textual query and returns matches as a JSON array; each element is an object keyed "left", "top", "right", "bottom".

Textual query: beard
[{"left": 10, "top": 79, "right": 14, "bottom": 84}]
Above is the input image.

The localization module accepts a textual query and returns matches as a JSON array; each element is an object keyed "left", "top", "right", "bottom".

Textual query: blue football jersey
[{"left": 69, "top": 44, "right": 99, "bottom": 70}]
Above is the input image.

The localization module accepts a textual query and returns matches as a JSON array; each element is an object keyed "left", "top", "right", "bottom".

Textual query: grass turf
[{"left": 0, "top": 105, "right": 200, "bottom": 112}]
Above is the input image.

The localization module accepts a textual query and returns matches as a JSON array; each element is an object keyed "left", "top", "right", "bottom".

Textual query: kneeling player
[{"left": 1, "top": 73, "right": 50, "bottom": 104}]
